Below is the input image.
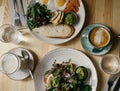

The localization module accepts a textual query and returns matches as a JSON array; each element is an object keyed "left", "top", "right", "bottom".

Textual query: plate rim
[
  {"left": 31, "top": 0, "right": 85, "bottom": 44},
  {"left": 34, "top": 47, "right": 98, "bottom": 91}
]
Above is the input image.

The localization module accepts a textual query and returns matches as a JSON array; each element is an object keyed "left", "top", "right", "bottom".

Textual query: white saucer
[{"left": 7, "top": 47, "right": 34, "bottom": 80}]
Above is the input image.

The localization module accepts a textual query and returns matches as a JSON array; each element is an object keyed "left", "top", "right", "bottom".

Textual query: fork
[
  {"left": 107, "top": 73, "right": 120, "bottom": 91},
  {"left": 13, "top": 0, "right": 21, "bottom": 26},
  {"left": 108, "top": 79, "right": 114, "bottom": 91}
]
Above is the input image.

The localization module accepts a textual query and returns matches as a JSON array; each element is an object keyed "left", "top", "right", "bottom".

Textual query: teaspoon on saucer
[
  {"left": 21, "top": 50, "right": 34, "bottom": 80},
  {"left": 21, "top": 50, "right": 37, "bottom": 91}
]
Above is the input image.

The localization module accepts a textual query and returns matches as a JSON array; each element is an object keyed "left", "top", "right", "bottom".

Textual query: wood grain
[{"left": 0, "top": 0, "right": 120, "bottom": 91}]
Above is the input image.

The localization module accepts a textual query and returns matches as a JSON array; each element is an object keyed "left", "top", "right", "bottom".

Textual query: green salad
[
  {"left": 44, "top": 60, "right": 92, "bottom": 91},
  {"left": 26, "top": 3, "right": 51, "bottom": 30}
]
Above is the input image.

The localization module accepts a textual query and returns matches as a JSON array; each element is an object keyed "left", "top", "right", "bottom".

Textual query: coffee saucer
[
  {"left": 7, "top": 47, "right": 34, "bottom": 80},
  {"left": 81, "top": 24, "right": 113, "bottom": 55}
]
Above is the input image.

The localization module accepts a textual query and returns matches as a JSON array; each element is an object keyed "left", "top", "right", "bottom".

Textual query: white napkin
[
  {"left": 0, "top": 6, "right": 5, "bottom": 26},
  {"left": 8, "top": 0, "right": 15, "bottom": 25}
]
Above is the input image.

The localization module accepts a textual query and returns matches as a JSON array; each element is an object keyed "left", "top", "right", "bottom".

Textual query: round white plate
[
  {"left": 34, "top": 48, "right": 98, "bottom": 91},
  {"left": 7, "top": 47, "right": 34, "bottom": 80},
  {"left": 32, "top": 0, "right": 85, "bottom": 44}
]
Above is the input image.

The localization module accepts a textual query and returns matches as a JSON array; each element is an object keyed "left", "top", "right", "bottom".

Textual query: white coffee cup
[
  {"left": 89, "top": 27, "right": 111, "bottom": 48},
  {"left": 0, "top": 53, "right": 26, "bottom": 75}
]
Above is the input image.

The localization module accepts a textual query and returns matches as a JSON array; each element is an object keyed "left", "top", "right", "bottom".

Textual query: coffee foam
[
  {"left": 0, "top": 53, "right": 19, "bottom": 74},
  {"left": 89, "top": 27, "right": 110, "bottom": 48}
]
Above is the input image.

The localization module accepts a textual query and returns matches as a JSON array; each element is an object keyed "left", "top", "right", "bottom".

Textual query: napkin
[
  {"left": 8, "top": 0, "right": 15, "bottom": 25},
  {"left": 0, "top": 0, "right": 5, "bottom": 26},
  {"left": 0, "top": 6, "right": 5, "bottom": 26}
]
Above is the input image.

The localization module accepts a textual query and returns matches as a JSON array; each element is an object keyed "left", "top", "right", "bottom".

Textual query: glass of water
[
  {"left": 99, "top": 54, "right": 120, "bottom": 74},
  {"left": 0, "top": 24, "right": 23, "bottom": 44}
]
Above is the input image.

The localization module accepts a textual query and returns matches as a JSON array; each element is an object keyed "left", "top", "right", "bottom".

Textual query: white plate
[
  {"left": 32, "top": 0, "right": 85, "bottom": 44},
  {"left": 34, "top": 48, "right": 98, "bottom": 91}
]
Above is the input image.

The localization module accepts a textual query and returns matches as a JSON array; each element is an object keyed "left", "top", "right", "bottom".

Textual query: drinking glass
[
  {"left": 0, "top": 24, "right": 23, "bottom": 44},
  {"left": 99, "top": 54, "right": 120, "bottom": 74}
]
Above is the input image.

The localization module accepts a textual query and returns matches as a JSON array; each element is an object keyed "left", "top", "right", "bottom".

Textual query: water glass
[
  {"left": 99, "top": 54, "right": 120, "bottom": 74},
  {"left": 0, "top": 24, "right": 23, "bottom": 44}
]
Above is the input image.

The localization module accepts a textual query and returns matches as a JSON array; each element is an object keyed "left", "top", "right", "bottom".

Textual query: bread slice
[{"left": 33, "top": 24, "right": 74, "bottom": 38}]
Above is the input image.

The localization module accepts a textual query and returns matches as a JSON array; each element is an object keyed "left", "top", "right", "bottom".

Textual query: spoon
[
  {"left": 21, "top": 50, "right": 37, "bottom": 91},
  {"left": 21, "top": 50, "right": 34, "bottom": 79}
]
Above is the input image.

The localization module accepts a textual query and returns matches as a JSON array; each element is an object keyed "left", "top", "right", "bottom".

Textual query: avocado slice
[{"left": 75, "top": 66, "right": 88, "bottom": 81}]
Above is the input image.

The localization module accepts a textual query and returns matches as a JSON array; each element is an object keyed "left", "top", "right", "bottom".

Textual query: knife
[
  {"left": 20, "top": 0, "right": 25, "bottom": 16},
  {"left": 113, "top": 77, "right": 120, "bottom": 91},
  {"left": 107, "top": 72, "right": 120, "bottom": 91},
  {"left": 21, "top": 0, "right": 28, "bottom": 16},
  {"left": 16, "top": 0, "right": 27, "bottom": 27}
]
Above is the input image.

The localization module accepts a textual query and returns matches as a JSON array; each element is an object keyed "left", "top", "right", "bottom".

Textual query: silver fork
[
  {"left": 107, "top": 72, "right": 120, "bottom": 91},
  {"left": 13, "top": 0, "right": 21, "bottom": 26},
  {"left": 108, "top": 79, "right": 114, "bottom": 91}
]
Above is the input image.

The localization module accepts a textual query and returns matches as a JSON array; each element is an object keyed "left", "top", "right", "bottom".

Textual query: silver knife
[
  {"left": 21, "top": 0, "right": 28, "bottom": 15},
  {"left": 107, "top": 72, "right": 120, "bottom": 91},
  {"left": 20, "top": 0, "right": 25, "bottom": 15},
  {"left": 16, "top": 0, "right": 27, "bottom": 27},
  {"left": 113, "top": 77, "right": 120, "bottom": 91}
]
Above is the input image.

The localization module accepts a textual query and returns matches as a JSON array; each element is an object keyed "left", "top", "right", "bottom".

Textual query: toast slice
[{"left": 33, "top": 24, "right": 74, "bottom": 38}]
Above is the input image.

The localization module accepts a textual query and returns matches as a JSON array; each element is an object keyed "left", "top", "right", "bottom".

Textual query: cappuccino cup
[
  {"left": 89, "top": 27, "right": 112, "bottom": 48},
  {"left": 0, "top": 53, "right": 26, "bottom": 75}
]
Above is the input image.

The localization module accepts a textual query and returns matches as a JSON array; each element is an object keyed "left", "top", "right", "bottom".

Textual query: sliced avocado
[
  {"left": 75, "top": 66, "right": 88, "bottom": 81},
  {"left": 64, "top": 12, "right": 77, "bottom": 25}
]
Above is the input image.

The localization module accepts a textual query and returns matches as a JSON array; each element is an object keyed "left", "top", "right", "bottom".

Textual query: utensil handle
[
  {"left": 16, "top": 0, "right": 27, "bottom": 27},
  {"left": 28, "top": 66, "right": 38, "bottom": 91},
  {"left": 28, "top": 68, "right": 34, "bottom": 80},
  {"left": 113, "top": 77, "right": 120, "bottom": 91},
  {"left": 108, "top": 86, "right": 111, "bottom": 91}
]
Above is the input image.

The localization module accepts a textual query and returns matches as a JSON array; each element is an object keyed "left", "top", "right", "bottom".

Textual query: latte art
[{"left": 89, "top": 27, "right": 110, "bottom": 48}]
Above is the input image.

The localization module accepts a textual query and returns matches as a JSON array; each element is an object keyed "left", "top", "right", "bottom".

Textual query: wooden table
[{"left": 0, "top": 0, "right": 120, "bottom": 91}]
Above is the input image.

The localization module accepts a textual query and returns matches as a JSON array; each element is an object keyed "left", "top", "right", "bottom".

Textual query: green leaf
[{"left": 81, "top": 85, "right": 92, "bottom": 91}]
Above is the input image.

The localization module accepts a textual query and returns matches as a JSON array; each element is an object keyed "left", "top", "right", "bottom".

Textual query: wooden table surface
[{"left": 0, "top": 0, "right": 120, "bottom": 91}]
